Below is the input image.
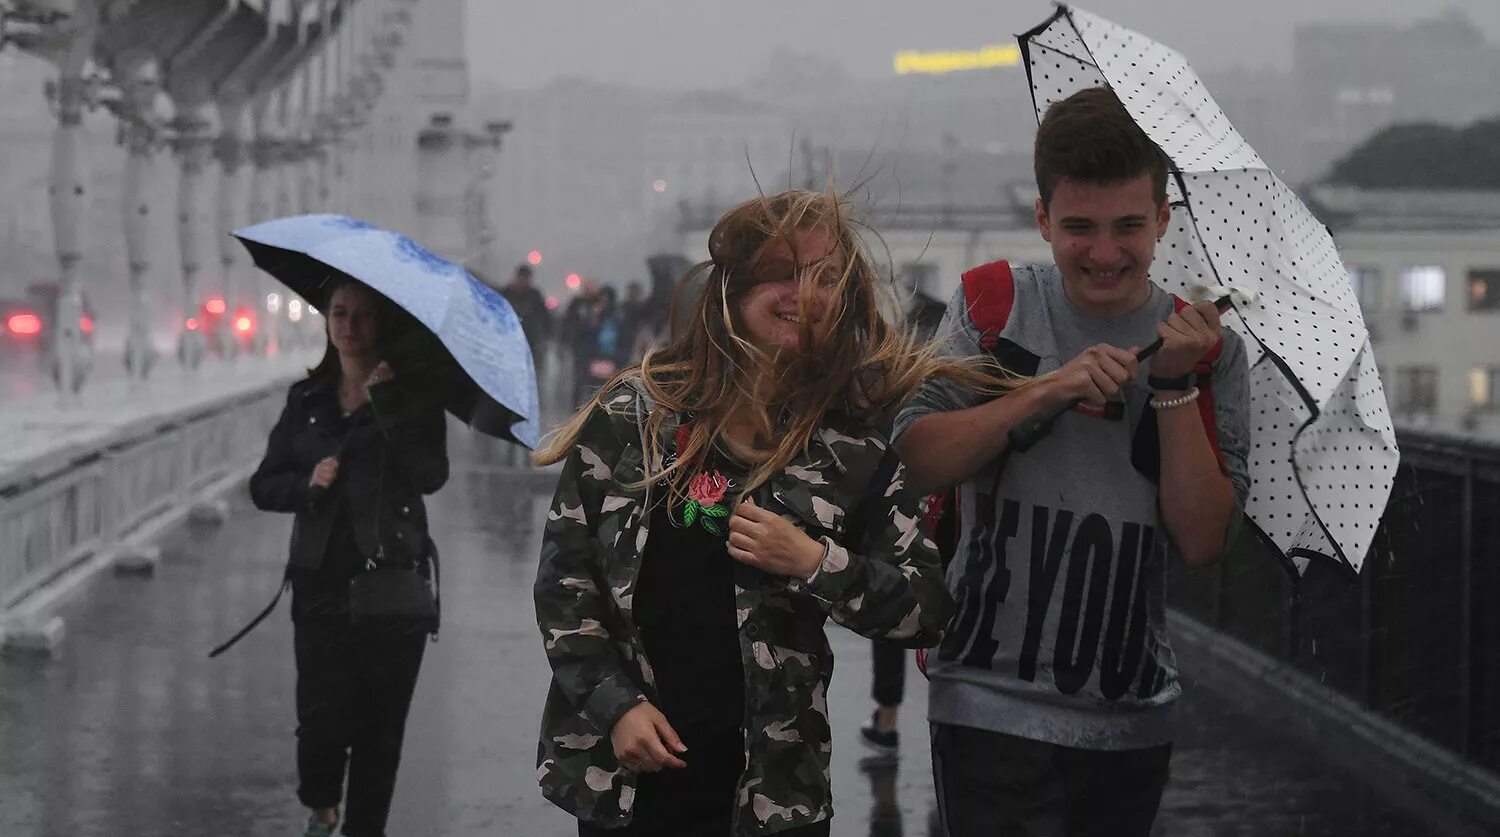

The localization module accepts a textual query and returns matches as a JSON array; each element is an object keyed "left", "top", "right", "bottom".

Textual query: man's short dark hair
[
  {"left": 1034, "top": 87, "right": 1169, "bottom": 209},
  {"left": 515, "top": 264, "right": 534, "bottom": 279}
]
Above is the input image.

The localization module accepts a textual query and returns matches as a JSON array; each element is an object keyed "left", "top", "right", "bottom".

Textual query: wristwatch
[{"left": 1147, "top": 372, "right": 1197, "bottom": 391}]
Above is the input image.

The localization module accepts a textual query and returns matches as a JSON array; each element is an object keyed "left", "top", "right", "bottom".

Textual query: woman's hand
[
  {"left": 728, "top": 497, "right": 826, "bottom": 580},
  {"left": 309, "top": 456, "right": 339, "bottom": 489},
  {"left": 611, "top": 702, "right": 687, "bottom": 773}
]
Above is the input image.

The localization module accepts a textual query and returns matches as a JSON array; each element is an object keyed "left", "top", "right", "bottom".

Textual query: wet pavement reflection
[{"left": 0, "top": 460, "right": 1451, "bottom": 836}]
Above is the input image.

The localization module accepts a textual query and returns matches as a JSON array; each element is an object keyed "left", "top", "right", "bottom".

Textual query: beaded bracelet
[{"left": 1149, "top": 386, "right": 1201, "bottom": 410}]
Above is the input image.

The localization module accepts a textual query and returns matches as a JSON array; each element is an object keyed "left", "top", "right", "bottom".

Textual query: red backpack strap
[
  {"left": 962, "top": 260, "right": 1015, "bottom": 351},
  {"left": 1169, "top": 294, "right": 1225, "bottom": 469}
]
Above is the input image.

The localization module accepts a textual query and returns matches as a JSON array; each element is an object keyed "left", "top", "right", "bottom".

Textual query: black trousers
[
  {"left": 930, "top": 723, "right": 1172, "bottom": 837},
  {"left": 579, "top": 816, "right": 831, "bottom": 837},
  {"left": 870, "top": 639, "right": 907, "bottom": 708},
  {"left": 294, "top": 615, "right": 427, "bottom": 837},
  {"left": 576, "top": 728, "right": 831, "bottom": 837}
]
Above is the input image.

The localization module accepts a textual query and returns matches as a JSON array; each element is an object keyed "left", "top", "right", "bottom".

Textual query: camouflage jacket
[{"left": 534, "top": 379, "right": 954, "bottom": 835}]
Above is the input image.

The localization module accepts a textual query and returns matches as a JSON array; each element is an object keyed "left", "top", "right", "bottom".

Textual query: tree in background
[{"left": 1326, "top": 118, "right": 1500, "bottom": 189}]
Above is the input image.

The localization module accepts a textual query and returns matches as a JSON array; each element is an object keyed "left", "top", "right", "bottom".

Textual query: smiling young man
[{"left": 893, "top": 87, "right": 1251, "bottom": 835}]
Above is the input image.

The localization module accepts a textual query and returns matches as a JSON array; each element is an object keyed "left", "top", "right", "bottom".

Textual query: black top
[
  {"left": 317, "top": 400, "right": 366, "bottom": 569},
  {"left": 250, "top": 370, "right": 448, "bottom": 574},
  {"left": 291, "top": 397, "right": 368, "bottom": 620},
  {"left": 633, "top": 496, "right": 746, "bottom": 747}
]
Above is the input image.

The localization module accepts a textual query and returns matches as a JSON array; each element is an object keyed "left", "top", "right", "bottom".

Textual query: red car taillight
[{"left": 6, "top": 312, "right": 42, "bottom": 337}]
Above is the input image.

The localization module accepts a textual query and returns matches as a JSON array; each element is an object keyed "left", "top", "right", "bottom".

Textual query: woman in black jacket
[{"left": 249, "top": 278, "right": 448, "bottom": 837}]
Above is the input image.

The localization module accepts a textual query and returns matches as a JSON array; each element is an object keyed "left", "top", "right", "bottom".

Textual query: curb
[{"left": 1170, "top": 609, "right": 1500, "bottom": 836}]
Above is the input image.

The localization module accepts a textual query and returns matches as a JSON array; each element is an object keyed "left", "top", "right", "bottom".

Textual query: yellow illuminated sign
[{"left": 894, "top": 44, "right": 1022, "bottom": 76}]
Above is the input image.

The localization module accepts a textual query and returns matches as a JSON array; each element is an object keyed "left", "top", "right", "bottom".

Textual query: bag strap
[
  {"left": 961, "top": 260, "right": 1016, "bottom": 351},
  {"left": 428, "top": 539, "right": 442, "bottom": 640},
  {"left": 208, "top": 574, "right": 290, "bottom": 658},
  {"left": 925, "top": 260, "right": 1013, "bottom": 569},
  {"left": 377, "top": 425, "right": 444, "bottom": 640}
]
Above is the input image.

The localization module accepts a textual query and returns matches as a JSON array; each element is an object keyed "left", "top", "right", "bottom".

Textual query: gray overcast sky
[{"left": 466, "top": 0, "right": 1500, "bottom": 90}]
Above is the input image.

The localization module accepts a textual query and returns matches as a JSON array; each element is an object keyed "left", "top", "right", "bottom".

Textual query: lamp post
[
  {"left": 463, "top": 120, "right": 510, "bottom": 280},
  {"left": 168, "top": 78, "right": 217, "bottom": 370},
  {"left": 114, "top": 48, "right": 166, "bottom": 384},
  {"left": 214, "top": 102, "right": 247, "bottom": 360},
  {"left": 11, "top": 0, "right": 105, "bottom": 400}
]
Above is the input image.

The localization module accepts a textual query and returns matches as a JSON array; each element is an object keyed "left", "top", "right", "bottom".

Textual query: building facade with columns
[
  {"left": 344, "top": 0, "right": 470, "bottom": 241},
  {"left": 0, "top": 48, "right": 176, "bottom": 353},
  {"left": 0, "top": 0, "right": 450, "bottom": 394}
]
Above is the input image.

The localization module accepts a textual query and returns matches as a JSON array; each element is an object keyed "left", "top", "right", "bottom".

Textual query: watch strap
[{"left": 1147, "top": 372, "right": 1197, "bottom": 391}]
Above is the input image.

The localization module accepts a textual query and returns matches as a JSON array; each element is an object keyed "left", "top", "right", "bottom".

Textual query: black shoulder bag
[
  {"left": 210, "top": 409, "right": 441, "bottom": 658},
  {"left": 347, "top": 421, "right": 441, "bottom": 636}
]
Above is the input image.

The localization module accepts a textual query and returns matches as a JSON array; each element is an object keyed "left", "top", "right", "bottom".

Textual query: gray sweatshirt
[{"left": 893, "top": 262, "right": 1251, "bottom": 750}]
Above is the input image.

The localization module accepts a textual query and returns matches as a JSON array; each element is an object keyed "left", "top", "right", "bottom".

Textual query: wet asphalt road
[{"left": 0, "top": 447, "right": 1450, "bottom": 836}]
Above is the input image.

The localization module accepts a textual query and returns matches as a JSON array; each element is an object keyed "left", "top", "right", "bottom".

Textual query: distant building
[
  {"left": 346, "top": 0, "right": 471, "bottom": 239},
  {"left": 0, "top": 0, "right": 468, "bottom": 347},
  {"left": 476, "top": 79, "right": 655, "bottom": 292},
  {"left": 1306, "top": 185, "right": 1500, "bottom": 438},
  {"left": 642, "top": 91, "right": 790, "bottom": 212},
  {"left": 0, "top": 51, "right": 181, "bottom": 344},
  {"left": 746, "top": 47, "right": 1037, "bottom": 158},
  {"left": 1293, "top": 10, "right": 1500, "bottom": 182}
]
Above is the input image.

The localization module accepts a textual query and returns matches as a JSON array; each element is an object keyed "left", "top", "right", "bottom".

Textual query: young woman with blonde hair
[{"left": 532, "top": 189, "right": 1016, "bottom": 836}]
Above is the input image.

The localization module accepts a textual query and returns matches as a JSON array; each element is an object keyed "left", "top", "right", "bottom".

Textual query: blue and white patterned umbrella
[{"left": 235, "top": 214, "right": 539, "bottom": 448}]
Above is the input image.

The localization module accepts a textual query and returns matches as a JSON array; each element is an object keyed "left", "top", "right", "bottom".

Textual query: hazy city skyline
[{"left": 468, "top": 0, "right": 1500, "bottom": 91}]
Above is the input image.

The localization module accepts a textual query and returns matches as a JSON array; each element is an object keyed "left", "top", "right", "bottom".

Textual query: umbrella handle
[{"left": 1006, "top": 296, "right": 1232, "bottom": 453}]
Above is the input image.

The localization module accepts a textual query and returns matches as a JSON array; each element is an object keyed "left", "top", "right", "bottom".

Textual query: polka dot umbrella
[{"left": 1019, "top": 4, "right": 1399, "bottom": 574}]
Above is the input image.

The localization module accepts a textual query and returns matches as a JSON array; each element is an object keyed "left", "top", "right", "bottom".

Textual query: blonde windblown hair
[{"left": 534, "top": 189, "right": 1023, "bottom": 503}]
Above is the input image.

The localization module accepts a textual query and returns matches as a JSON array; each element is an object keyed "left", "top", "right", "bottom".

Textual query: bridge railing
[
  {"left": 1170, "top": 427, "right": 1500, "bottom": 777},
  {"left": 0, "top": 380, "right": 291, "bottom": 614}
]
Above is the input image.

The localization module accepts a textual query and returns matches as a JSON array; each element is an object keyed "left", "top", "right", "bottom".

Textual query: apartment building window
[
  {"left": 1470, "top": 367, "right": 1500, "bottom": 411},
  {"left": 1400, "top": 266, "right": 1446, "bottom": 312},
  {"left": 1396, "top": 366, "right": 1439, "bottom": 417},
  {"left": 1348, "top": 266, "right": 1381, "bottom": 311},
  {"left": 1467, "top": 269, "right": 1500, "bottom": 311}
]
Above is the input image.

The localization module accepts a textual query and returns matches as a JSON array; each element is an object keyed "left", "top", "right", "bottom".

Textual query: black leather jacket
[{"left": 249, "top": 373, "right": 448, "bottom": 571}]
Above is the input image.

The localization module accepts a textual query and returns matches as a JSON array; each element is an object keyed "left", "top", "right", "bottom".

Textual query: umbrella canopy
[
  {"left": 1019, "top": 4, "right": 1399, "bottom": 574},
  {"left": 234, "top": 214, "right": 540, "bottom": 448}
]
